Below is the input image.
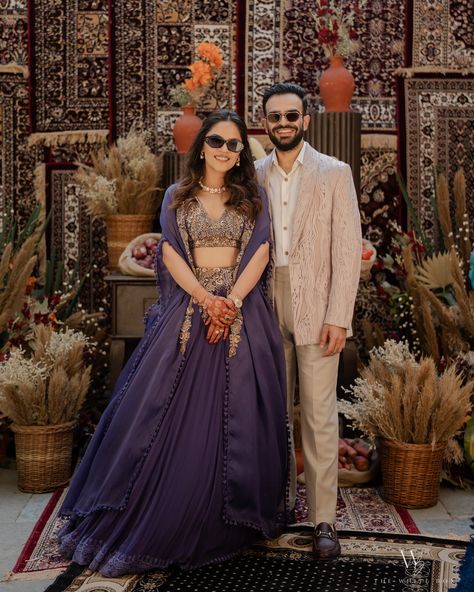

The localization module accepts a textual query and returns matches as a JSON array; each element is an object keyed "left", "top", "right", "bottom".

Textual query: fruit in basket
[
  {"left": 361, "top": 247, "right": 374, "bottom": 260},
  {"left": 131, "top": 238, "right": 158, "bottom": 269},
  {"left": 338, "top": 438, "right": 373, "bottom": 471}
]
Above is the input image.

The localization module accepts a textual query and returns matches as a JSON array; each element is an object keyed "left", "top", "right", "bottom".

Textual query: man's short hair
[{"left": 262, "top": 83, "right": 307, "bottom": 115}]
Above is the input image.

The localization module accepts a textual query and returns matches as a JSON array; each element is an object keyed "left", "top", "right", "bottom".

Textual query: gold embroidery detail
[
  {"left": 229, "top": 309, "right": 243, "bottom": 357},
  {"left": 179, "top": 296, "right": 194, "bottom": 354},
  {"left": 186, "top": 199, "right": 245, "bottom": 251},
  {"left": 175, "top": 202, "right": 251, "bottom": 356},
  {"left": 190, "top": 237, "right": 241, "bottom": 249}
]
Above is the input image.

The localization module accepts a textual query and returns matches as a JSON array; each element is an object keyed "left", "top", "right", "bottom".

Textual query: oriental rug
[
  {"left": 5, "top": 485, "right": 419, "bottom": 582},
  {"left": 44, "top": 164, "right": 109, "bottom": 313},
  {"left": 43, "top": 530, "right": 468, "bottom": 592},
  {"left": 28, "top": 0, "right": 110, "bottom": 133},
  {"left": 113, "top": 0, "right": 237, "bottom": 150},
  {"left": 398, "top": 74, "right": 474, "bottom": 242},
  {"left": 0, "top": 0, "right": 28, "bottom": 66},
  {"left": 242, "top": 0, "right": 405, "bottom": 131},
  {"left": 407, "top": 0, "right": 474, "bottom": 69},
  {"left": 0, "top": 69, "right": 40, "bottom": 224}
]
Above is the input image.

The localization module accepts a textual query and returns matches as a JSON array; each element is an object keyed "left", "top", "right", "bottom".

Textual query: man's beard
[{"left": 267, "top": 125, "right": 304, "bottom": 152}]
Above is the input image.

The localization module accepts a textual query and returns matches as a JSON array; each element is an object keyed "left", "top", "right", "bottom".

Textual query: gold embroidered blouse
[{"left": 176, "top": 198, "right": 255, "bottom": 357}]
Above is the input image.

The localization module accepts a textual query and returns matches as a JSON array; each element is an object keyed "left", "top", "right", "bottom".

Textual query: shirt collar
[{"left": 271, "top": 141, "right": 307, "bottom": 171}]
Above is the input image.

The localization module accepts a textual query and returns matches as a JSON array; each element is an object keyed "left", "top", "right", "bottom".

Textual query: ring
[{"left": 219, "top": 328, "right": 224, "bottom": 333}]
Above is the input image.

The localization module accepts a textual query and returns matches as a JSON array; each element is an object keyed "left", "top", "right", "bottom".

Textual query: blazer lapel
[{"left": 290, "top": 147, "right": 321, "bottom": 252}]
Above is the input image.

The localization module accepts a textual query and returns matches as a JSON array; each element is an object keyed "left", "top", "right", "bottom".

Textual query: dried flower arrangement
[
  {"left": 339, "top": 340, "right": 473, "bottom": 453},
  {"left": 365, "top": 168, "right": 473, "bottom": 364},
  {"left": 170, "top": 41, "right": 224, "bottom": 108},
  {"left": 0, "top": 325, "right": 93, "bottom": 426},
  {"left": 0, "top": 206, "right": 109, "bottom": 442},
  {"left": 75, "top": 124, "right": 163, "bottom": 219},
  {"left": 356, "top": 168, "right": 474, "bottom": 485},
  {"left": 0, "top": 205, "right": 42, "bottom": 335},
  {"left": 311, "top": 0, "right": 359, "bottom": 59}
]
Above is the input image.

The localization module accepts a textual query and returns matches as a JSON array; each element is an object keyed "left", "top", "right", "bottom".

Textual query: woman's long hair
[{"left": 171, "top": 110, "right": 261, "bottom": 221}]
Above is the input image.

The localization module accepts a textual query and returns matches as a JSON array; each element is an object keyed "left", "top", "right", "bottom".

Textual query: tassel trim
[{"left": 28, "top": 130, "right": 108, "bottom": 148}]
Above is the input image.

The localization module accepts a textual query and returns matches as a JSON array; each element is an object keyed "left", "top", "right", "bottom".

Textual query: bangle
[
  {"left": 228, "top": 293, "right": 243, "bottom": 309},
  {"left": 191, "top": 285, "right": 209, "bottom": 306}
]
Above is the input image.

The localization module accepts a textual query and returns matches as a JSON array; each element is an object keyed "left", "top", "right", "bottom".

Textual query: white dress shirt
[{"left": 267, "top": 141, "right": 307, "bottom": 267}]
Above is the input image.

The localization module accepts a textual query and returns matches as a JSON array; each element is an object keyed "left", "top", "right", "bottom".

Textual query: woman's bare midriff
[{"left": 192, "top": 246, "right": 239, "bottom": 268}]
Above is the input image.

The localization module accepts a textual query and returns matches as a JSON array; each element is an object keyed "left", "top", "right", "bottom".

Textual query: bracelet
[{"left": 228, "top": 293, "right": 243, "bottom": 309}]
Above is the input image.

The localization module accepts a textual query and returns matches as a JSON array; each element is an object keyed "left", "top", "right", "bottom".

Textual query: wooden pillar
[{"left": 305, "top": 112, "right": 362, "bottom": 199}]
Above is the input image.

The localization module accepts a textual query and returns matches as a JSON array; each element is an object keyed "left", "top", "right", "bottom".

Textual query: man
[{"left": 255, "top": 82, "right": 362, "bottom": 560}]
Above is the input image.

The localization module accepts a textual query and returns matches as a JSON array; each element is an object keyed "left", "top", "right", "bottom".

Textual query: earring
[
  {"left": 200, "top": 151, "right": 204, "bottom": 159},
  {"left": 236, "top": 157, "right": 240, "bottom": 167}
]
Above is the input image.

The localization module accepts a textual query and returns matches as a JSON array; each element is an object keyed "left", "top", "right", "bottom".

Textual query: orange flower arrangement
[{"left": 171, "top": 42, "right": 224, "bottom": 108}]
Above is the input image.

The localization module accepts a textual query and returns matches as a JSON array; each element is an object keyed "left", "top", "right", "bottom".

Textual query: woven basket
[
  {"left": 11, "top": 421, "right": 76, "bottom": 493},
  {"left": 378, "top": 438, "right": 446, "bottom": 509},
  {"left": 106, "top": 214, "right": 155, "bottom": 270}
]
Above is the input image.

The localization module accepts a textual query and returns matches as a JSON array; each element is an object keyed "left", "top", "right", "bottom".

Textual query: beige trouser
[{"left": 274, "top": 266, "right": 339, "bottom": 525}]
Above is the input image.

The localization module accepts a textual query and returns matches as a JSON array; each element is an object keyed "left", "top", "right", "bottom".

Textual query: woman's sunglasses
[
  {"left": 266, "top": 110, "right": 302, "bottom": 124},
  {"left": 204, "top": 135, "right": 244, "bottom": 153}
]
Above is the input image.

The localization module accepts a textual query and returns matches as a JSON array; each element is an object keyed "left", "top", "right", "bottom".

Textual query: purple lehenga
[{"left": 57, "top": 186, "right": 289, "bottom": 576}]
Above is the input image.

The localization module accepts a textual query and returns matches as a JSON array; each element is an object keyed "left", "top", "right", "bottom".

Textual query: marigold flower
[
  {"left": 188, "top": 60, "right": 213, "bottom": 86},
  {"left": 198, "top": 42, "right": 224, "bottom": 68}
]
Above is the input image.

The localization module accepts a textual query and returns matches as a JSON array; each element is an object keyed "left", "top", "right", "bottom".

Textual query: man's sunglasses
[
  {"left": 204, "top": 135, "right": 244, "bottom": 153},
  {"left": 266, "top": 110, "right": 302, "bottom": 124}
]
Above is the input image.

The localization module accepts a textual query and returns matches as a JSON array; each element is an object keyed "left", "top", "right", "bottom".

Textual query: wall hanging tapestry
[
  {"left": 242, "top": 0, "right": 405, "bottom": 131},
  {"left": 398, "top": 74, "right": 474, "bottom": 241},
  {"left": 45, "top": 164, "right": 109, "bottom": 313},
  {"left": 0, "top": 69, "right": 39, "bottom": 223},
  {"left": 29, "top": 0, "right": 109, "bottom": 133},
  {"left": 0, "top": 0, "right": 27, "bottom": 66},
  {"left": 113, "top": 0, "right": 237, "bottom": 150},
  {"left": 407, "top": 0, "right": 474, "bottom": 69}
]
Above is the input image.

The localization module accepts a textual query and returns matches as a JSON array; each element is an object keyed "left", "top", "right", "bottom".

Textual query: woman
[{"left": 57, "top": 110, "right": 289, "bottom": 576}]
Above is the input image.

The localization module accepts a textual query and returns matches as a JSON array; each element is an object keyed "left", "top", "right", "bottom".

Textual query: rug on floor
[
  {"left": 42, "top": 529, "right": 468, "bottom": 592},
  {"left": 4, "top": 484, "right": 419, "bottom": 582}
]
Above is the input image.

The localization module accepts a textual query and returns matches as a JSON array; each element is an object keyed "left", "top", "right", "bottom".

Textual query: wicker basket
[
  {"left": 106, "top": 214, "right": 155, "bottom": 270},
  {"left": 11, "top": 421, "right": 76, "bottom": 493},
  {"left": 378, "top": 438, "right": 446, "bottom": 509}
]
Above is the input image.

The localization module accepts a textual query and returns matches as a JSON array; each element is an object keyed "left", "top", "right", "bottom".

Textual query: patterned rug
[
  {"left": 44, "top": 164, "right": 109, "bottom": 313},
  {"left": 29, "top": 0, "right": 109, "bottom": 132},
  {"left": 42, "top": 529, "right": 468, "bottom": 592},
  {"left": 0, "top": 68, "right": 40, "bottom": 224},
  {"left": 5, "top": 485, "right": 419, "bottom": 582},
  {"left": 407, "top": 0, "right": 474, "bottom": 69},
  {"left": 113, "top": 0, "right": 237, "bottom": 149},
  {"left": 242, "top": 0, "right": 405, "bottom": 131},
  {"left": 0, "top": 0, "right": 27, "bottom": 66},
  {"left": 398, "top": 74, "right": 474, "bottom": 241}
]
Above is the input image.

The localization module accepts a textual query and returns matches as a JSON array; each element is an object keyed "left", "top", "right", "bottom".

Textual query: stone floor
[{"left": 0, "top": 467, "right": 473, "bottom": 592}]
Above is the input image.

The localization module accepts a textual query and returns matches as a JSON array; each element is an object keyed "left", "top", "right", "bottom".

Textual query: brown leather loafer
[{"left": 312, "top": 522, "right": 341, "bottom": 559}]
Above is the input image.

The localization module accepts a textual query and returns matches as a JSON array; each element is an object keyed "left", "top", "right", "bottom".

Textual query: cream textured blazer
[{"left": 255, "top": 145, "right": 362, "bottom": 345}]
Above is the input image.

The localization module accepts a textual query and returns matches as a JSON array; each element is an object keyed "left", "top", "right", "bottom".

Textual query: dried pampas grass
[
  {"left": 76, "top": 124, "right": 163, "bottom": 218},
  {"left": 0, "top": 325, "right": 92, "bottom": 425},
  {"left": 339, "top": 340, "right": 473, "bottom": 449}
]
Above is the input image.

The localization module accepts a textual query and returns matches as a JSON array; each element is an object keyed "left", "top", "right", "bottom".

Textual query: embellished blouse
[{"left": 175, "top": 198, "right": 255, "bottom": 357}]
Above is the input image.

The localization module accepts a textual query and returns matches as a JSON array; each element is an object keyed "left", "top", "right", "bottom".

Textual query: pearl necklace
[{"left": 199, "top": 177, "right": 226, "bottom": 194}]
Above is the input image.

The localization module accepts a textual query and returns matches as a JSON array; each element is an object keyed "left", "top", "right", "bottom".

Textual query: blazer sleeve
[{"left": 323, "top": 163, "right": 362, "bottom": 330}]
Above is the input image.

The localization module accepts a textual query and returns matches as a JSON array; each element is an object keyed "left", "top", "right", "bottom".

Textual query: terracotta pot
[
  {"left": 172, "top": 105, "right": 202, "bottom": 154},
  {"left": 319, "top": 55, "right": 355, "bottom": 113}
]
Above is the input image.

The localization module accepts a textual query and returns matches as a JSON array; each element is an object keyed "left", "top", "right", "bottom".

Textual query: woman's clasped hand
[{"left": 204, "top": 295, "right": 237, "bottom": 344}]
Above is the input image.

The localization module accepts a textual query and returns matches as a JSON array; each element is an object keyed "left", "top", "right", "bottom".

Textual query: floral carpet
[
  {"left": 42, "top": 529, "right": 467, "bottom": 592},
  {"left": 5, "top": 484, "right": 418, "bottom": 582}
]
